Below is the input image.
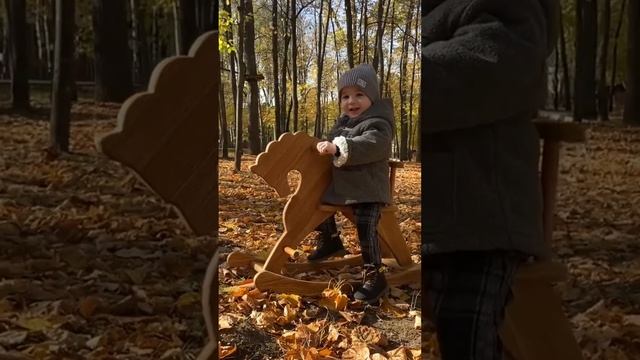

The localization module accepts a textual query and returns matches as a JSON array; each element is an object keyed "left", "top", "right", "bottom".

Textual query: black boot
[
  {"left": 353, "top": 264, "right": 389, "bottom": 304},
  {"left": 307, "top": 231, "right": 347, "bottom": 261}
]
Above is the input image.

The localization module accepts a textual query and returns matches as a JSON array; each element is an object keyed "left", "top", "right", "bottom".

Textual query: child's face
[{"left": 340, "top": 86, "right": 372, "bottom": 118}]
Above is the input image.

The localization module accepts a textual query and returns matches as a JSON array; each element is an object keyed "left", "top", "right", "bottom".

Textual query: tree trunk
[
  {"left": 179, "top": 0, "right": 197, "bottom": 54},
  {"left": 559, "top": 12, "right": 571, "bottom": 111},
  {"left": 281, "top": 0, "right": 290, "bottom": 132},
  {"left": 398, "top": 5, "right": 411, "bottom": 161},
  {"left": 43, "top": 0, "right": 53, "bottom": 76},
  {"left": 272, "top": 0, "right": 281, "bottom": 137},
  {"left": 573, "top": 0, "right": 598, "bottom": 121},
  {"left": 172, "top": 1, "right": 181, "bottom": 55},
  {"left": 234, "top": 2, "right": 246, "bottom": 172},
  {"left": 623, "top": 0, "right": 640, "bottom": 125},
  {"left": 196, "top": 0, "right": 214, "bottom": 34},
  {"left": 378, "top": 0, "right": 392, "bottom": 93},
  {"left": 35, "top": 2, "right": 44, "bottom": 78},
  {"left": 384, "top": 0, "right": 396, "bottom": 97},
  {"left": 244, "top": 0, "right": 261, "bottom": 154},
  {"left": 553, "top": 40, "right": 560, "bottom": 110},
  {"left": 361, "top": 0, "right": 368, "bottom": 63},
  {"left": 133, "top": 0, "right": 151, "bottom": 85},
  {"left": 93, "top": 0, "right": 133, "bottom": 102},
  {"left": 597, "top": 0, "right": 611, "bottom": 121},
  {"left": 407, "top": 4, "right": 419, "bottom": 156},
  {"left": 314, "top": 0, "right": 331, "bottom": 138},
  {"left": 5, "top": 0, "right": 30, "bottom": 111},
  {"left": 219, "top": 73, "right": 230, "bottom": 159},
  {"left": 291, "top": 0, "right": 299, "bottom": 132},
  {"left": 129, "top": 0, "right": 139, "bottom": 84},
  {"left": 371, "top": 0, "right": 384, "bottom": 72},
  {"left": 344, "top": 0, "right": 355, "bottom": 67},
  {"left": 223, "top": 0, "right": 238, "bottom": 122},
  {"left": 50, "top": 0, "right": 75, "bottom": 153},
  {"left": 610, "top": 0, "right": 627, "bottom": 111}
]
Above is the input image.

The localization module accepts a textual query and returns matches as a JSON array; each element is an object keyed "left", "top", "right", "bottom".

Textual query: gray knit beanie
[{"left": 338, "top": 64, "right": 380, "bottom": 102}]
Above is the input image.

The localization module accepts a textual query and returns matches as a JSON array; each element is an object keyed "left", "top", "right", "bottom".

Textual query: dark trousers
[
  {"left": 424, "top": 251, "right": 524, "bottom": 360},
  {"left": 316, "top": 203, "right": 382, "bottom": 266}
]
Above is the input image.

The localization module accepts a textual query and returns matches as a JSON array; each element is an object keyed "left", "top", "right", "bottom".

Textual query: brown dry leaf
[
  {"left": 219, "top": 314, "right": 234, "bottom": 330},
  {"left": 319, "top": 288, "right": 348, "bottom": 312},
  {"left": 342, "top": 342, "right": 371, "bottom": 360},
  {"left": 409, "top": 349, "right": 421, "bottom": 359},
  {"left": 623, "top": 314, "right": 640, "bottom": 327},
  {"left": 326, "top": 324, "right": 341, "bottom": 344},
  {"left": 219, "top": 344, "right": 237, "bottom": 359},
  {"left": 0, "top": 298, "right": 14, "bottom": 313},
  {"left": 15, "top": 316, "right": 53, "bottom": 332},
  {"left": 386, "top": 346, "right": 410, "bottom": 360},
  {"left": 351, "top": 325, "right": 387, "bottom": 346},
  {"left": 339, "top": 310, "right": 365, "bottom": 324},
  {"left": 0, "top": 330, "right": 28, "bottom": 347},
  {"left": 379, "top": 298, "right": 407, "bottom": 318},
  {"left": 410, "top": 310, "right": 421, "bottom": 329},
  {"left": 79, "top": 296, "right": 102, "bottom": 318},
  {"left": 276, "top": 304, "right": 298, "bottom": 325},
  {"left": 229, "top": 286, "right": 250, "bottom": 298},
  {"left": 175, "top": 292, "right": 200, "bottom": 314},
  {"left": 252, "top": 307, "right": 279, "bottom": 328},
  {"left": 371, "top": 354, "right": 388, "bottom": 360},
  {"left": 277, "top": 293, "right": 302, "bottom": 308}
]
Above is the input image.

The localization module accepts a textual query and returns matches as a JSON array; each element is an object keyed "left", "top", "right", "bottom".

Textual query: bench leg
[{"left": 501, "top": 280, "right": 583, "bottom": 360}]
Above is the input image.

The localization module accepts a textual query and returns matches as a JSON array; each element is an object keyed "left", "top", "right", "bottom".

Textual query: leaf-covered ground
[{"left": 0, "top": 102, "right": 639, "bottom": 359}]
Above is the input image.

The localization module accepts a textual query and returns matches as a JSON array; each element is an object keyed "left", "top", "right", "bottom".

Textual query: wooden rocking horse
[{"left": 226, "top": 132, "right": 421, "bottom": 296}]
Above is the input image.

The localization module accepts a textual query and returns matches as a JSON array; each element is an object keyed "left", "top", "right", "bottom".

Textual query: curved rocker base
[{"left": 253, "top": 263, "right": 421, "bottom": 297}]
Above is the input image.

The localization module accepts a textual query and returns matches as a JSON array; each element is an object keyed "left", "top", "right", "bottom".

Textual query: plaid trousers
[
  {"left": 317, "top": 203, "right": 382, "bottom": 266},
  {"left": 424, "top": 251, "right": 524, "bottom": 360}
]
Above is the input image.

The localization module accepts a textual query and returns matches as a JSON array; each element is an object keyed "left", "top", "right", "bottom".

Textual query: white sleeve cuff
[{"left": 332, "top": 136, "right": 349, "bottom": 167}]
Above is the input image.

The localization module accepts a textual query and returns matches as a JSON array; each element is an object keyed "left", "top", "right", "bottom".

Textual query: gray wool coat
[
  {"left": 322, "top": 99, "right": 395, "bottom": 206},
  {"left": 422, "top": 0, "right": 560, "bottom": 258}
]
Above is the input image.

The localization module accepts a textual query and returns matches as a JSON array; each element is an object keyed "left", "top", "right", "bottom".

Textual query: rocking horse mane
[{"left": 250, "top": 132, "right": 332, "bottom": 198}]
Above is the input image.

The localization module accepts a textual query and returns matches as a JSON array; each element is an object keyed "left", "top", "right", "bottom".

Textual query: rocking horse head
[{"left": 250, "top": 132, "right": 333, "bottom": 198}]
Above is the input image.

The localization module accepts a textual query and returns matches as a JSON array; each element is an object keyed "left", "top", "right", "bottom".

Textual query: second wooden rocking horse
[{"left": 227, "top": 132, "right": 420, "bottom": 296}]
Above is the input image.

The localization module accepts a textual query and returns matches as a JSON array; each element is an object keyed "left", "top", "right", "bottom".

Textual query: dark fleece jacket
[
  {"left": 421, "top": 0, "right": 560, "bottom": 258},
  {"left": 322, "top": 99, "right": 395, "bottom": 205}
]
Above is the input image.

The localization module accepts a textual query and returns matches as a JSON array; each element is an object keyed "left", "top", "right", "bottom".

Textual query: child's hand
[{"left": 316, "top": 141, "right": 337, "bottom": 155}]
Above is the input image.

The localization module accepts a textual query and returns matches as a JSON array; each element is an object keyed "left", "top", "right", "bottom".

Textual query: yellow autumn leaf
[
  {"left": 319, "top": 288, "right": 348, "bottom": 311},
  {"left": 277, "top": 293, "right": 302, "bottom": 308},
  {"left": 15, "top": 317, "right": 52, "bottom": 331}
]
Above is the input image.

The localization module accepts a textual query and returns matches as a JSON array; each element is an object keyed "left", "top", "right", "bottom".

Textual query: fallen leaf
[
  {"left": 319, "top": 288, "right": 348, "bottom": 311},
  {"left": 0, "top": 330, "right": 28, "bottom": 347},
  {"left": 351, "top": 325, "right": 387, "bottom": 346},
  {"left": 79, "top": 296, "right": 101, "bottom": 318},
  {"left": 219, "top": 344, "right": 237, "bottom": 359},
  {"left": 339, "top": 310, "right": 364, "bottom": 324},
  {"left": 15, "top": 317, "right": 52, "bottom": 331},
  {"left": 277, "top": 293, "right": 302, "bottom": 308},
  {"left": 342, "top": 342, "right": 371, "bottom": 360}
]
